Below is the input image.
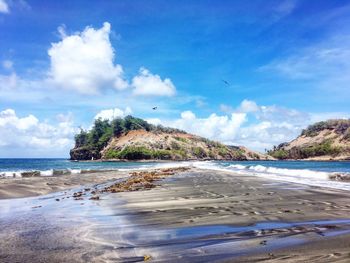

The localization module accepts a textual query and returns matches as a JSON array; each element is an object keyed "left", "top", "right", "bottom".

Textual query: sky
[{"left": 0, "top": 0, "right": 350, "bottom": 157}]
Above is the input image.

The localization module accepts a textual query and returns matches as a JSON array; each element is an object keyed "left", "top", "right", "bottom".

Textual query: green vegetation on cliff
[
  {"left": 104, "top": 147, "right": 185, "bottom": 160},
  {"left": 301, "top": 119, "right": 350, "bottom": 137},
  {"left": 70, "top": 115, "right": 269, "bottom": 161},
  {"left": 71, "top": 116, "right": 185, "bottom": 160},
  {"left": 268, "top": 119, "right": 350, "bottom": 160}
]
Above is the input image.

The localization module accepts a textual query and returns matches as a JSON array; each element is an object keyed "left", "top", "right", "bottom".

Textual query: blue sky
[{"left": 0, "top": 0, "right": 350, "bottom": 157}]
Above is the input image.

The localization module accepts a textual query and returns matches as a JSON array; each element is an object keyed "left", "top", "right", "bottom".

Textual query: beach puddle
[{"left": 90, "top": 217, "right": 350, "bottom": 262}]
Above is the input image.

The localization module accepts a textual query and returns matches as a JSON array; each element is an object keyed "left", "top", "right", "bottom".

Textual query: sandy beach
[{"left": 1, "top": 167, "right": 350, "bottom": 262}]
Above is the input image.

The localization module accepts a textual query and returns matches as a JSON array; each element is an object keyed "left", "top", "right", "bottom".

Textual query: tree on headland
[
  {"left": 111, "top": 117, "right": 125, "bottom": 137},
  {"left": 73, "top": 115, "right": 186, "bottom": 152},
  {"left": 74, "top": 129, "right": 88, "bottom": 147}
]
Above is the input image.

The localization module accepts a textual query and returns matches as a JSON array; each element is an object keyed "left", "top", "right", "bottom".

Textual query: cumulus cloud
[
  {"left": 0, "top": 109, "right": 77, "bottom": 157},
  {"left": 132, "top": 67, "right": 176, "bottom": 96},
  {"left": 94, "top": 107, "right": 132, "bottom": 121},
  {"left": 159, "top": 110, "right": 247, "bottom": 144},
  {"left": 151, "top": 100, "right": 315, "bottom": 151},
  {"left": 145, "top": 118, "right": 162, "bottom": 125},
  {"left": 1, "top": 22, "right": 177, "bottom": 102},
  {"left": 220, "top": 99, "right": 259, "bottom": 114},
  {"left": 48, "top": 22, "right": 128, "bottom": 94},
  {"left": 237, "top": 99, "right": 259, "bottom": 113},
  {"left": 0, "top": 0, "right": 9, "bottom": 13}
]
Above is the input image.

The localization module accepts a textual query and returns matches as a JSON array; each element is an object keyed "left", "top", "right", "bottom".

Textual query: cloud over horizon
[
  {"left": 147, "top": 99, "right": 331, "bottom": 151},
  {"left": 1, "top": 99, "right": 349, "bottom": 157},
  {"left": 0, "top": 109, "right": 77, "bottom": 157}
]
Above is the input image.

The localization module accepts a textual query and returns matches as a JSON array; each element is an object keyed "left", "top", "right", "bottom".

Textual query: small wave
[
  {"left": 0, "top": 171, "right": 23, "bottom": 178},
  {"left": 246, "top": 165, "right": 329, "bottom": 180},
  {"left": 192, "top": 161, "right": 350, "bottom": 191},
  {"left": 69, "top": 169, "right": 81, "bottom": 174},
  {"left": 228, "top": 164, "right": 246, "bottom": 170},
  {"left": 40, "top": 169, "right": 54, "bottom": 176},
  {"left": 1, "top": 169, "right": 84, "bottom": 178}
]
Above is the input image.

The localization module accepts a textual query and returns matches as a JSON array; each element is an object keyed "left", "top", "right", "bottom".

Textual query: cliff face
[
  {"left": 268, "top": 119, "right": 350, "bottom": 160},
  {"left": 102, "top": 130, "right": 271, "bottom": 161},
  {"left": 70, "top": 117, "right": 271, "bottom": 160}
]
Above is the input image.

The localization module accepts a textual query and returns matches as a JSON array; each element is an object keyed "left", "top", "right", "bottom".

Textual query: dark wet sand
[
  {"left": 115, "top": 169, "right": 350, "bottom": 262},
  {"left": 1, "top": 168, "right": 350, "bottom": 262},
  {"left": 0, "top": 170, "right": 130, "bottom": 199}
]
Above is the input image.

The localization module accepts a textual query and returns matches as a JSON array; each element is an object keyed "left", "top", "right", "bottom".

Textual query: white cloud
[
  {"left": 94, "top": 107, "right": 132, "bottom": 121},
  {"left": 132, "top": 67, "right": 176, "bottom": 96},
  {"left": 0, "top": 0, "right": 9, "bottom": 13},
  {"left": 160, "top": 110, "right": 247, "bottom": 144},
  {"left": 261, "top": 45, "right": 350, "bottom": 79},
  {"left": 48, "top": 22, "right": 128, "bottom": 94},
  {"left": 237, "top": 99, "right": 259, "bottom": 113},
  {"left": 151, "top": 100, "right": 317, "bottom": 151},
  {"left": 0, "top": 73, "right": 17, "bottom": 90},
  {"left": 233, "top": 101, "right": 311, "bottom": 150},
  {"left": 146, "top": 118, "right": 162, "bottom": 125},
  {"left": 260, "top": 35, "right": 350, "bottom": 98},
  {"left": 181, "top": 110, "right": 196, "bottom": 120},
  {"left": 221, "top": 100, "right": 259, "bottom": 114},
  {"left": 0, "top": 22, "right": 177, "bottom": 105},
  {"left": 0, "top": 109, "right": 77, "bottom": 157}
]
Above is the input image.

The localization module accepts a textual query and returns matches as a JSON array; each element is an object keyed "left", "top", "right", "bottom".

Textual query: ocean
[{"left": 1, "top": 158, "right": 350, "bottom": 191}]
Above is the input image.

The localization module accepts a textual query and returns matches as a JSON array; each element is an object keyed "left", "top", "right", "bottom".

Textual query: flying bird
[
  {"left": 222, "top": 79, "right": 230, "bottom": 86},
  {"left": 152, "top": 106, "right": 158, "bottom": 110}
]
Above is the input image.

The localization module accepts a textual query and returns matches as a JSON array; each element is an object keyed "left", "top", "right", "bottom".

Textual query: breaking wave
[
  {"left": 0, "top": 168, "right": 115, "bottom": 178},
  {"left": 2, "top": 159, "right": 350, "bottom": 191},
  {"left": 0, "top": 161, "right": 195, "bottom": 179},
  {"left": 192, "top": 161, "right": 350, "bottom": 191}
]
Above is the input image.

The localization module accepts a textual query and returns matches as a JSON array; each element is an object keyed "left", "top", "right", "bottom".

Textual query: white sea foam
[
  {"left": 69, "top": 169, "right": 81, "bottom": 174},
  {"left": 1, "top": 160, "right": 350, "bottom": 191},
  {"left": 40, "top": 169, "right": 54, "bottom": 176},
  {"left": 228, "top": 164, "right": 246, "bottom": 170},
  {"left": 0, "top": 171, "right": 22, "bottom": 178},
  {"left": 192, "top": 161, "right": 350, "bottom": 191},
  {"left": 247, "top": 165, "right": 329, "bottom": 180}
]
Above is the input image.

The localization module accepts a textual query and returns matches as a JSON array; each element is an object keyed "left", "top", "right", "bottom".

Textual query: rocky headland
[
  {"left": 268, "top": 119, "right": 350, "bottom": 161},
  {"left": 70, "top": 115, "right": 271, "bottom": 161}
]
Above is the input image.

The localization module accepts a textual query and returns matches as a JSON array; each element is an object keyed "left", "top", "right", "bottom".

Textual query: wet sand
[
  {"left": 1, "top": 168, "right": 350, "bottom": 262},
  {"left": 0, "top": 170, "right": 130, "bottom": 199}
]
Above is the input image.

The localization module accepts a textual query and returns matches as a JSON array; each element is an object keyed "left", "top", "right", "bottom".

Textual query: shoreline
[
  {"left": 71, "top": 158, "right": 350, "bottom": 162},
  {"left": 1, "top": 168, "right": 350, "bottom": 261}
]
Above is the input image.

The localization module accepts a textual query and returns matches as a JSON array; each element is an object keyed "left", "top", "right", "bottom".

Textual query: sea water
[{"left": 0, "top": 158, "right": 166, "bottom": 177}]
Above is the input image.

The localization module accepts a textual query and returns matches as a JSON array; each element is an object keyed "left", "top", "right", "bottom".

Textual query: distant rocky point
[
  {"left": 70, "top": 115, "right": 270, "bottom": 161},
  {"left": 268, "top": 119, "right": 350, "bottom": 160}
]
